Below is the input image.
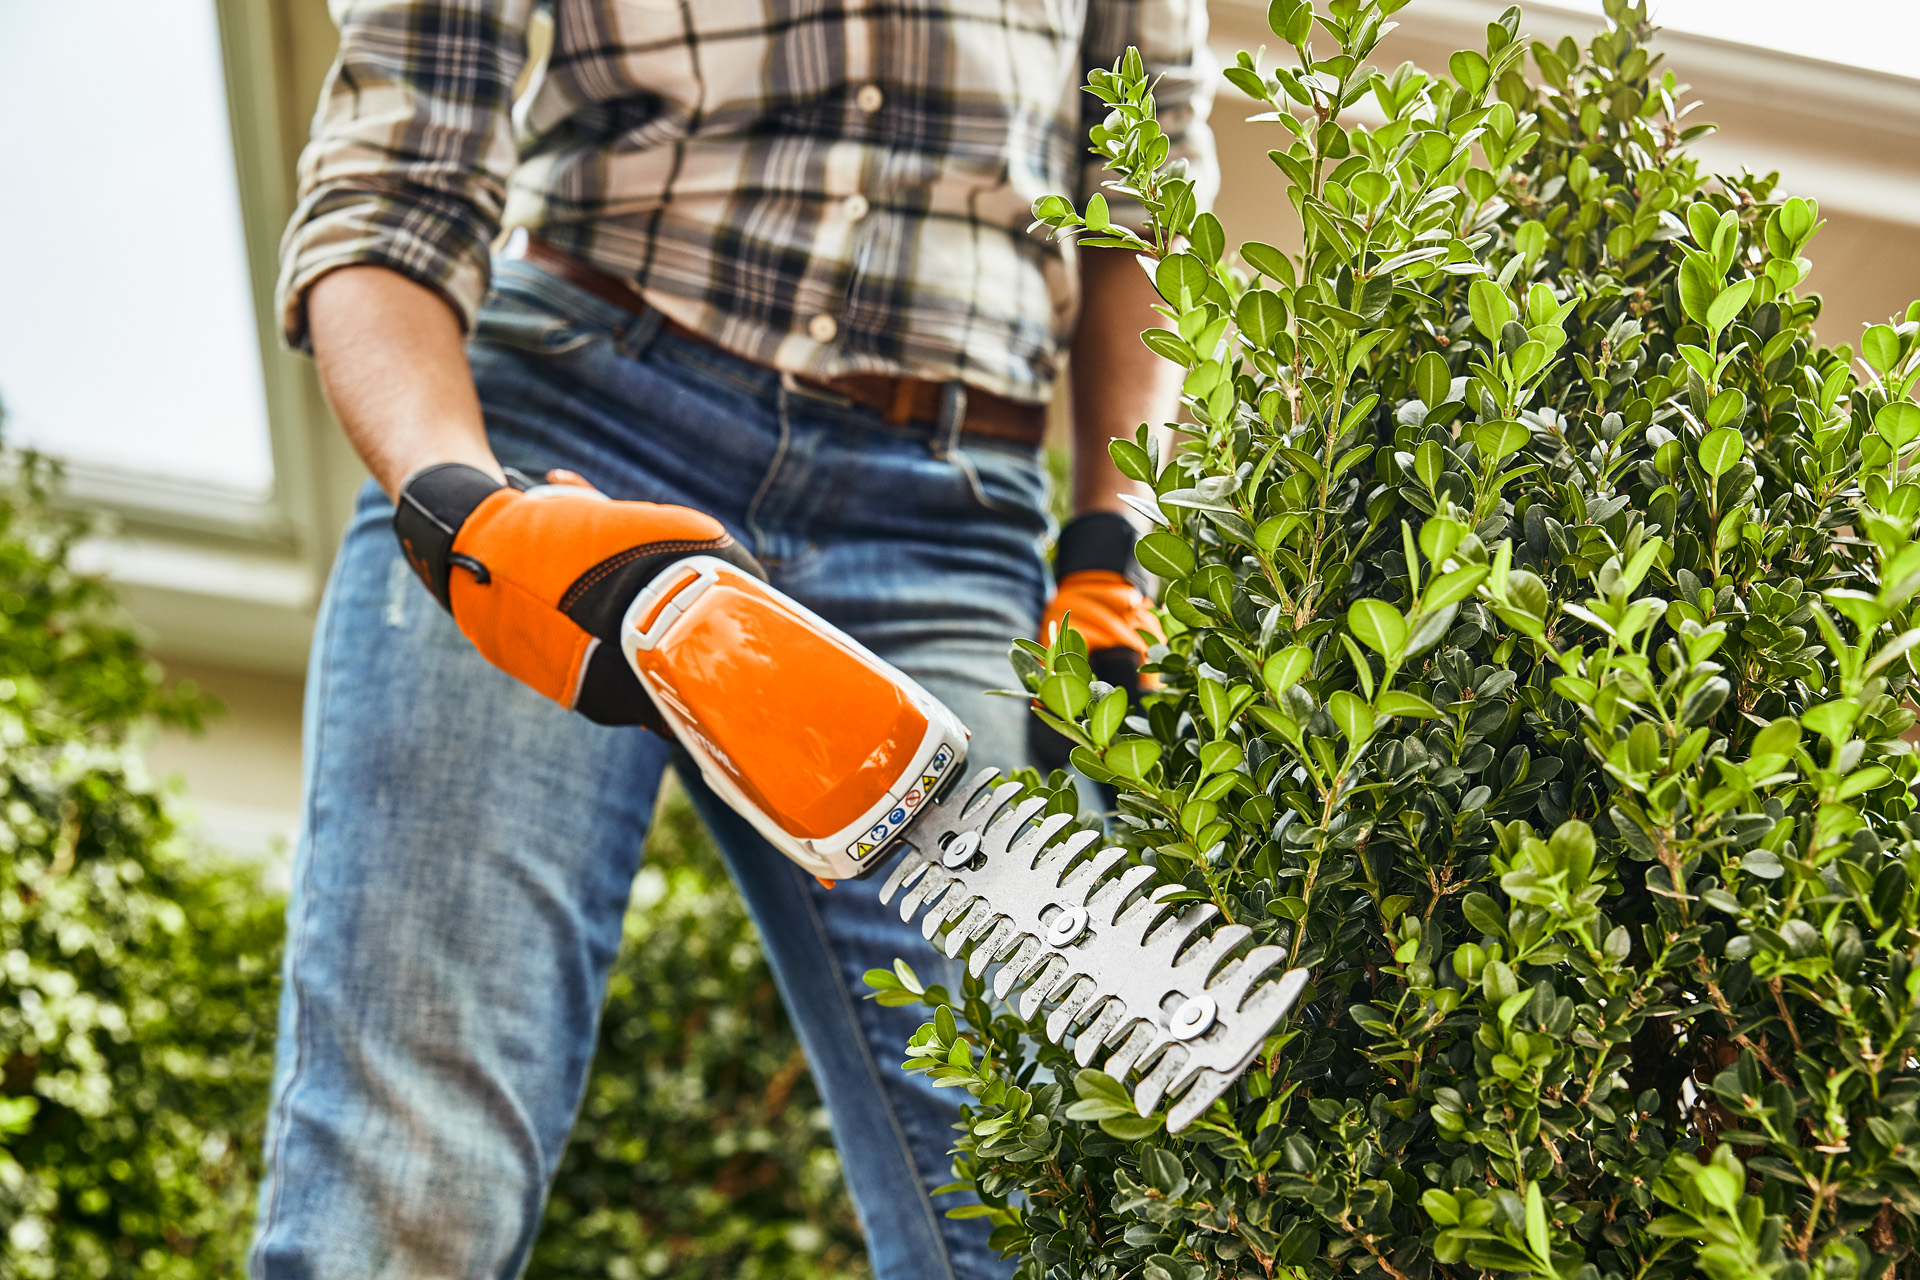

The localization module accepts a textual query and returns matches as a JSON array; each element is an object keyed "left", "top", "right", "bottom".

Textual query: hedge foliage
[
  {"left": 0, "top": 452, "right": 276, "bottom": 1278},
  {"left": 898, "top": 4, "right": 1920, "bottom": 1280},
  {"left": 0, "top": 441, "right": 864, "bottom": 1276}
]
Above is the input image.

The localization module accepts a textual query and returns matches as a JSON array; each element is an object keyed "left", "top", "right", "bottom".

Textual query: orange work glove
[
  {"left": 1030, "top": 512, "right": 1162, "bottom": 773},
  {"left": 392, "top": 462, "right": 764, "bottom": 728}
]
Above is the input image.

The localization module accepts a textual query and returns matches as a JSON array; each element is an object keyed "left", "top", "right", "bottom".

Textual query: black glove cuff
[
  {"left": 392, "top": 463, "right": 506, "bottom": 611},
  {"left": 1055, "top": 511, "right": 1148, "bottom": 593}
]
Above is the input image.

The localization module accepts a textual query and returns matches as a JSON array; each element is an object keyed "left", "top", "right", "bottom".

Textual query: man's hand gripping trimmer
[{"left": 619, "top": 556, "right": 1309, "bottom": 1132}]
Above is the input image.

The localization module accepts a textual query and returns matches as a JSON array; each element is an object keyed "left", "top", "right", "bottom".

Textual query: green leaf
[
  {"left": 1089, "top": 687, "right": 1129, "bottom": 747},
  {"left": 1469, "top": 280, "right": 1516, "bottom": 344},
  {"left": 1678, "top": 253, "right": 1720, "bottom": 326},
  {"left": 1099, "top": 1113, "right": 1163, "bottom": 1140},
  {"left": 1349, "top": 599, "right": 1407, "bottom": 657},
  {"left": 1698, "top": 427, "right": 1745, "bottom": 479},
  {"left": 1067, "top": 1069, "right": 1138, "bottom": 1120},
  {"left": 1084, "top": 193, "right": 1111, "bottom": 231},
  {"left": 1109, "top": 438, "right": 1153, "bottom": 483},
  {"left": 1876, "top": 401, "right": 1920, "bottom": 450},
  {"left": 1154, "top": 252, "right": 1210, "bottom": 308},
  {"left": 1862, "top": 324, "right": 1900, "bottom": 375},
  {"left": 1328, "top": 689, "right": 1376, "bottom": 744},
  {"left": 1135, "top": 531, "right": 1196, "bottom": 579},
  {"left": 1376, "top": 690, "right": 1443, "bottom": 719},
  {"left": 1105, "top": 736, "right": 1164, "bottom": 779},
  {"left": 1236, "top": 289, "right": 1289, "bottom": 347},
  {"left": 1474, "top": 419, "right": 1529, "bottom": 462},
  {"left": 1706, "top": 277, "right": 1755, "bottom": 336},
  {"left": 1425, "top": 564, "right": 1489, "bottom": 610},
  {"left": 1525, "top": 1181, "right": 1550, "bottom": 1261},
  {"left": 1241, "top": 240, "right": 1295, "bottom": 285},
  {"left": 1264, "top": 645, "right": 1312, "bottom": 696},
  {"left": 1190, "top": 212, "right": 1226, "bottom": 265},
  {"left": 1040, "top": 671, "right": 1091, "bottom": 721},
  {"left": 1414, "top": 350, "right": 1452, "bottom": 408}
]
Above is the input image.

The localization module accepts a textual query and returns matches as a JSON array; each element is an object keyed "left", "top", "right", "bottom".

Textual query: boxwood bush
[
  {"left": 0, "top": 451, "right": 276, "bottom": 1278},
  {"left": 0, "top": 440, "right": 863, "bottom": 1277},
  {"left": 897, "top": 5, "right": 1920, "bottom": 1280}
]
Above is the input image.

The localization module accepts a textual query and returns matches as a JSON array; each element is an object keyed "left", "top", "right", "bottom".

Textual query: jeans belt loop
[
  {"left": 615, "top": 306, "right": 666, "bottom": 360},
  {"left": 932, "top": 381, "right": 969, "bottom": 459}
]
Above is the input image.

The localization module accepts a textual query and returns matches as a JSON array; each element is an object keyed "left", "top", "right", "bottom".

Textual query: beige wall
[{"left": 149, "top": 0, "right": 1920, "bottom": 858}]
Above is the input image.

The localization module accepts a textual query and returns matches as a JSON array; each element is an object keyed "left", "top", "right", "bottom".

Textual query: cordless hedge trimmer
[
  {"left": 393, "top": 465, "right": 1308, "bottom": 1132},
  {"left": 619, "top": 555, "right": 1310, "bottom": 1132}
]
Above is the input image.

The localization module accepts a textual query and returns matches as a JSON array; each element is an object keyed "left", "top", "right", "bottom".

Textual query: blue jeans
[{"left": 251, "top": 259, "right": 1051, "bottom": 1278}]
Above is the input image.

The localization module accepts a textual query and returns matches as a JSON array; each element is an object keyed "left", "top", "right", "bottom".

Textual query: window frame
[{"left": 57, "top": 0, "right": 364, "bottom": 675}]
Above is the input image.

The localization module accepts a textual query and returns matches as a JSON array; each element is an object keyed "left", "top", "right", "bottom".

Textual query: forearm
[
  {"left": 307, "top": 265, "right": 501, "bottom": 499},
  {"left": 1068, "top": 247, "right": 1182, "bottom": 516}
]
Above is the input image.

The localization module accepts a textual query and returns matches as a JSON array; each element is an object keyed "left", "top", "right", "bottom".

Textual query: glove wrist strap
[
  {"left": 1055, "top": 511, "right": 1148, "bottom": 593},
  {"left": 392, "top": 463, "right": 506, "bottom": 610}
]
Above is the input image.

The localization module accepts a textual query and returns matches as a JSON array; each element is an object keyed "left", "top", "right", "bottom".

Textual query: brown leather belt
[{"left": 513, "top": 237, "right": 1047, "bottom": 448}]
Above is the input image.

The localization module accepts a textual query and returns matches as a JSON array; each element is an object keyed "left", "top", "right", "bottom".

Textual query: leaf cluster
[{"left": 889, "top": 5, "right": 1920, "bottom": 1280}]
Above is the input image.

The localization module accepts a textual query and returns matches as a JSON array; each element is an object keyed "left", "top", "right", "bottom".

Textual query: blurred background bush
[{"left": 0, "top": 440, "right": 865, "bottom": 1276}]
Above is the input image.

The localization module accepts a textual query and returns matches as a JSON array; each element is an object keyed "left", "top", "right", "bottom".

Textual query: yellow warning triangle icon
[
  {"left": 921, "top": 773, "right": 938, "bottom": 788},
  {"left": 855, "top": 843, "right": 874, "bottom": 857}
]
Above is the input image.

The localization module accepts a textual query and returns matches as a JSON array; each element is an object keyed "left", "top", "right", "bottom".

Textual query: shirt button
[
  {"left": 808, "top": 313, "right": 839, "bottom": 343},
  {"left": 855, "top": 83, "right": 884, "bottom": 113},
  {"left": 842, "top": 193, "right": 870, "bottom": 221}
]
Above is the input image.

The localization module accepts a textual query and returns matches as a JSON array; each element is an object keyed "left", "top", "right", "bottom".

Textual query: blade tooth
[
  {"left": 932, "top": 768, "right": 1005, "bottom": 827},
  {"left": 1045, "top": 979, "right": 1099, "bottom": 1045},
  {"left": 1036, "top": 974, "right": 1098, "bottom": 1043},
  {"left": 981, "top": 796, "right": 1051, "bottom": 857},
  {"left": 1034, "top": 829, "right": 1101, "bottom": 883},
  {"left": 897, "top": 866, "right": 954, "bottom": 920},
  {"left": 1207, "top": 945, "right": 1290, "bottom": 1004},
  {"left": 1010, "top": 952, "right": 1062, "bottom": 1011},
  {"left": 1073, "top": 999, "right": 1128, "bottom": 1067},
  {"left": 1013, "top": 938, "right": 1063, "bottom": 989},
  {"left": 1060, "top": 848, "right": 1129, "bottom": 898},
  {"left": 1010, "top": 812, "right": 1076, "bottom": 865},
  {"left": 1139, "top": 903, "right": 1217, "bottom": 960},
  {"left": 992, "top": 937, "right": 1041, "bottom": 1000},
  {"left": 1175, "top": 924, "right": 1254, "bottom": 982},
  {"left": 879, "top": 852, "right": 930, "bottom": 905},
  {"left": 1133, "top": 1045, "right": 1189, "bottom": 1117},
  {"left": 967, "top": 919, "right": 1019, "bottom": 979},
  {"left": 1101, "top": 1022, "right": 1161, "bottom": 1081},
  {"left": 925, "top": 891, "right": 984, "bottom": 943},
  {"left": 1086, "top": 864, "right": 1159, "bottom": 926},
  {"left": 941, "top": 899, "right": 996, "bottom": 957},
  {"left": 1167, "top": 1068, "right": 1234, "bottom": 1134}
]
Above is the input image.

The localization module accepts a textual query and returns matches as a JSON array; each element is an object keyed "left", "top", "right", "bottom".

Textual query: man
[{"left": 255, "top": 2, "right": 1215, "bottom": 1276}]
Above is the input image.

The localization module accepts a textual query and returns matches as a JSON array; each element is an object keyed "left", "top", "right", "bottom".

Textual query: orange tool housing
[{"left": 619, "top": 557, "right": 971, "bottom": 880}]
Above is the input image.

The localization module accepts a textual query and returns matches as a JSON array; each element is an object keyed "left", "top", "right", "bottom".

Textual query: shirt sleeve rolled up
[
  {"left": 276, "top": 0, "right": 533, "bottom": 350},
  {"left": 1076, "top": 0, "right": 1220, "bottom": 232}
]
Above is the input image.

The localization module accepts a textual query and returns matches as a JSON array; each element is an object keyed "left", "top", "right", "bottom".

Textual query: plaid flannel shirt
[{"left": 278, "top": 0, "right": 1216, "bottom": 403}]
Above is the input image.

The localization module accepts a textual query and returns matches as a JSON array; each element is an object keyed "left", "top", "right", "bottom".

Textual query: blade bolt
[
  {"left": 940, "top": 830, "right": 982, "bottom": 869},
  {"left": 1171, "top": 993, "right": 1216, "bottom": 1041},
  {"left": 1043, "top": 905, "right": 1088, "bottom": 947}
]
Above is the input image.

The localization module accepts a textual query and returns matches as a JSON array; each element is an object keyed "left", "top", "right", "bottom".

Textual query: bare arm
[
  {"left": 307, "top": 265, "right": 504, "bottom": 499},
  {"left": 1067, "top": 247, "right": 1181, "bottom": 516}
]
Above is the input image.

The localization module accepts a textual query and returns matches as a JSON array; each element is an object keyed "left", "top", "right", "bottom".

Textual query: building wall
[{"left": 146, "top": 0, "right": 1920, "bottom": 859}]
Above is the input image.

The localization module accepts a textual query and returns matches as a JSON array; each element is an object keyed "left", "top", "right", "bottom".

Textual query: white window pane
[
  {"left": 1551, "top": 0, "right": 1920, "bottom": 81},
  {"left": 0, "top": 1, "right": 273, "bottom": 499}
]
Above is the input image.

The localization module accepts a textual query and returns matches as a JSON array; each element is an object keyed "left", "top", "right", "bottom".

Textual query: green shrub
[
  {"left": 529, "top": 782, "right": 869, "bottom": 1280},
  {"left": 0, "top": 452, "right": 279, "bottom": 1278},
  {"left": 903, "top": 5, "right": 1920, "bottom": 1280},
  {"left": 0, "top": 443, "right": 865, "bottom": 1277}
]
